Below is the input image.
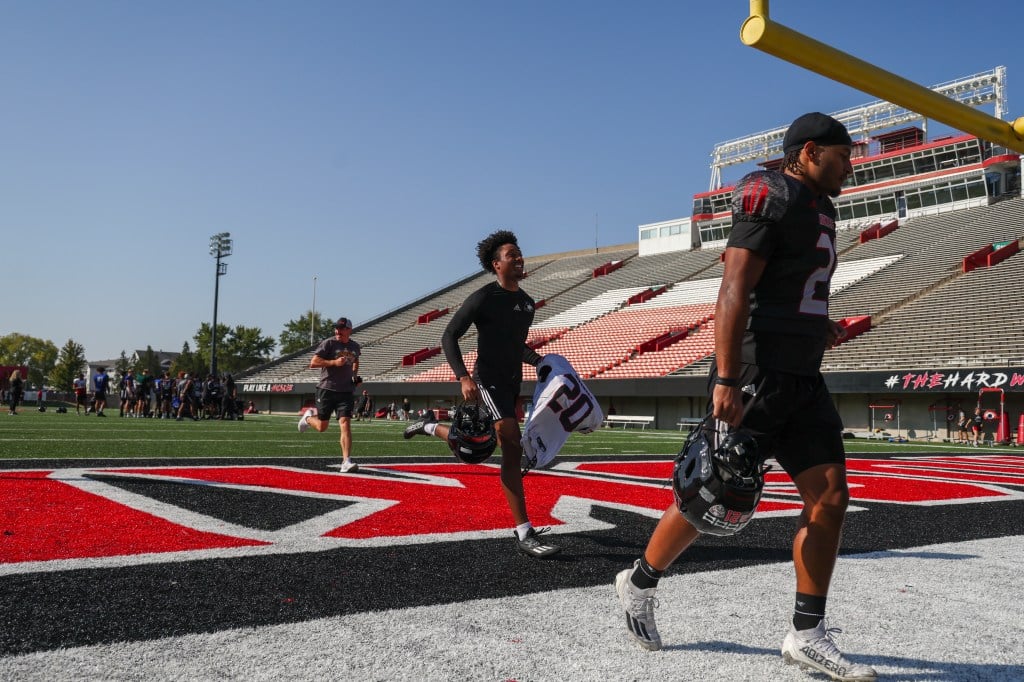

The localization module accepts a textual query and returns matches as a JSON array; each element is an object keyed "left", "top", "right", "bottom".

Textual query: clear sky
[{"left": 3, "top": 1, "right": 1020, "bottom": 362}]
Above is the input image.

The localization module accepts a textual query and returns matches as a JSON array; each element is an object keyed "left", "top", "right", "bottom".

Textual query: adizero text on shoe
[
  {"left": 614, "top": 561, "right": 662, "bottom": 651},
  {"left": 515, "top": 527, "right": 561, "bottom": 558},
  {"left": 781, "top": 621, "right": 877, "bottom": 681},
  {"left": 403, "top": 410, "right": 436, "bottom": 439}
]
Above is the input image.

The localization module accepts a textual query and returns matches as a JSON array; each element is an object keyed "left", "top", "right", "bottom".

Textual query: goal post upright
[{"left": 739, "top": 1, "right": 1024, "bottom": 154}]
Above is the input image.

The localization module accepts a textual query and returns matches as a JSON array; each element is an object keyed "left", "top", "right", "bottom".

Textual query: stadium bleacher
[
  {"left": 236, "top": 94, "right": 1023, "bottom": 439},
  {"left": 241, "top": 197, "right": 1023, "bottom": 384}
]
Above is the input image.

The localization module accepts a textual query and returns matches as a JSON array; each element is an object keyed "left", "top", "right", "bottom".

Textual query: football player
[
  {"left": 298, "top": 317, "right": 362, "bottom": 473},
  {"left": 614, "top": 112, "right": 876, "bottom": 682},
  {"left": 404, "top": 230, "right": 558, "bottom": 558}
]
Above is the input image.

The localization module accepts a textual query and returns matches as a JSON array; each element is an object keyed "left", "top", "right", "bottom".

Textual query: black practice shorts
[
  {"left": 75, "top": 393, "right": 87, "bottom": 406},
  {"left": 475, "top": 380, "right": 519, "bottom": 421},
  {"left": 316, "top": 388, "right": 355, "bottom": 420},
  {"left": 710, "top": 363, "right": 845, "bottom": 479},
  {"left": 95, "top": 391, "right": 107, "bottom": 402}
]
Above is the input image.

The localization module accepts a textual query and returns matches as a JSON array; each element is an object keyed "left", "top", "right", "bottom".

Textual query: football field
[{"left": 2, "top": 411, "right": 1022, "bottom": 680}]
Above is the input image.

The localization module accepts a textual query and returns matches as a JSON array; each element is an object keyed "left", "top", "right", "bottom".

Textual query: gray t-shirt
[{"left": 314, "top": 337, "right": 361, "bottom": 392}]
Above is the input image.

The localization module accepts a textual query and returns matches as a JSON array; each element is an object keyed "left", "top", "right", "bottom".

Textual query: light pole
[
  {"left": 311, "top": 275, "right": 317, "bottom": 345},
  {"left": 209, "top": 232, "right": 233, "bottom": 376}
]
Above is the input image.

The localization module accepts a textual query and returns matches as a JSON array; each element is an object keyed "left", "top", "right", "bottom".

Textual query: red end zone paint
[
  {"left": 2, "top": 456, "right": 1021, "bottom": 569},
  {"left": 0, "top": 471, "right": 267, "bottom": 564}
]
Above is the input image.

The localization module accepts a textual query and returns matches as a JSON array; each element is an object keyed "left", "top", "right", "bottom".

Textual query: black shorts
[
  {"left": 316, "top": 388, "right": 355, "bottom": 420},
  {"left": 710, "top": 364, "right": 845, "bottom": 479},
  {"left": 475, "top": 380, "right": 519, "bottom": 421},
  {"left": 75, "top": 393, "right": 87, "bottom": 405},
  {"left": 95, "top": 391, "right": 107, "bottom": 402}
]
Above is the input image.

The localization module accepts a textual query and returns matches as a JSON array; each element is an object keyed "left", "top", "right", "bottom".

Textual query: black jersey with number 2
[
  {"left": 727, "top": 170, "right": 838, "bottom": 376},
  {"left": 443, "top": 282, "right": 536, "bottom": 385}
]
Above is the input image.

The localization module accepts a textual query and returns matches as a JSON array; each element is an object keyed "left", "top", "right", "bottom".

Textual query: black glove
[{"left": 353, "top": 375, "right": 363, "bottom": 386}]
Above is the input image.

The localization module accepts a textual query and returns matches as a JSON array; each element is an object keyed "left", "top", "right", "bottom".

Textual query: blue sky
[{"left": 2, "top": 1, "right": 1020, "bottom": 362}]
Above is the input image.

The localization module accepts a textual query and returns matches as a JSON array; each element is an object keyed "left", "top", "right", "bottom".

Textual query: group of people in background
[
  {"left": 73, "top": 368, "right": 240, "bottom": 421},
  {"left": 956, "top": 406, "right": 987, "bottom": 446}
]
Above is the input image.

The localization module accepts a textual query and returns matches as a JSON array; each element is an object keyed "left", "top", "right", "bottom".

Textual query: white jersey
[{"left": 521, "top": 354, "right": 603, "bottom": 471}]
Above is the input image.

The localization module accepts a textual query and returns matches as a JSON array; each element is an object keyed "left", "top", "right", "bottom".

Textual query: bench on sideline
[
  {"left": 603, "top": 415, "right": 655, "bottom": 430},
  {"left": 677, "top": 417, "right": 703, "bottom": 431}
]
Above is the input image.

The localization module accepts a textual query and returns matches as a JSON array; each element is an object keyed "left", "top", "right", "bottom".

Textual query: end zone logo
[{"left": 2, "top": 456, "right": 1021, "bottom": 575}]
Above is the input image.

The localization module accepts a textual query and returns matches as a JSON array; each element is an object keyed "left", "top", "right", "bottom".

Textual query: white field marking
[
  {"left": 1, "top": 535, "right": 1019, "bottom": 680},
  {"left": 51, "top": 467, "right": 400, "bottom": 545},
  {"left": 7, "top": 462, "right": 692, "bottom": 576}
]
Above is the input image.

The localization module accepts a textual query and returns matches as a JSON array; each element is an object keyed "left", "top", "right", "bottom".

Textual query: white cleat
[
  {"left": 298, "top": 408, "right": 314, "bottom": 433},
  {"left": 614, "top": 560, "right": 661, "bottom": 651},
  {"left": 781, "top": 620, "right": 877, "bottom": 681}
]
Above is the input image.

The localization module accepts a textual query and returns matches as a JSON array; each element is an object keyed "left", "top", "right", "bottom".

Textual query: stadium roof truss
[{"left": 707, "top": 67, "right": 1007, "bottom": 190}]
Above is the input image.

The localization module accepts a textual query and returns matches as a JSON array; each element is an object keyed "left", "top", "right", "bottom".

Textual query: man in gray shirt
[{"left": 299, "top": 317, "right": 362, "bottom": 473}]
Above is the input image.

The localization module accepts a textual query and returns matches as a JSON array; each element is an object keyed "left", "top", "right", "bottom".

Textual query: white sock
[
  {"left": 424, "top": 423, "right": 437, "bottom": 436},
  {"left": 516, "top": 522, "right": 534, "bottom": 541}
]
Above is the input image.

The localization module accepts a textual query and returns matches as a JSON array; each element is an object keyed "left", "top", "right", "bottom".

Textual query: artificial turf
[{"left": 0, "top": 408, "right": 1009, "bottom": 460}]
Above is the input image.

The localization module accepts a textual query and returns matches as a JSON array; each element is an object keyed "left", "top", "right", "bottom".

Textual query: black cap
[
  {"left": 334, "top": 317, "right": 353, "bottom": 330},
  {"left": 782, "top": 112, "right": 852, "bottom": 154}
]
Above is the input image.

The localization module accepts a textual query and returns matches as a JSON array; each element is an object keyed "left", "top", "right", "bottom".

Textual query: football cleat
[
  {"left": 782, "top": 620, "right": 877, "bottom": 681},
  {"left": 515, "top": 527, "right": 561, "bottom": 558},
  {"left": 298, "top": 408, "right": 315, "bottom": 433},
  {"left": 614, "top": 560, "right": 662, "bottom": 651},
  {"left": 403, "top": 410, "right": 437, "bottom": 439},
  {"left": 339, "top": 459, "right": 359, "bottom": 473}
]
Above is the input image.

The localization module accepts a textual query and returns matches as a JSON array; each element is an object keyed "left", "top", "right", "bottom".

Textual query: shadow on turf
[
  {"left": 675, "top": 641, "right": 1022, "bottom": 681},
  {"left": 844, "top": 549, "right": 980, "bottom": 561}
]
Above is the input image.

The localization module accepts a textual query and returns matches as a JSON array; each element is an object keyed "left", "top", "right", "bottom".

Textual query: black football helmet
[
  {"left": 447, "top": 403, "right": 498, "bottom": 464},
  {"left": 672, "top": 417, "right": 766, "bottom": 536}
]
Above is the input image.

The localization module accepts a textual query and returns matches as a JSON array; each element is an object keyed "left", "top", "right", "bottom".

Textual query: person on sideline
[
  {"left": 73, "top": 372, "right": 88, "bottom": 415},
  {"left": 92, "top": 367, "right": 110, "bottom": 417},
  {"left": 403, "top": 230, "right": 558, "bottom": 559},
  {"left": 970, "top": 406, "right": 985, "bottom": 447},
  {"left": 298, "top": 317, "right": 362, "bottom": 473},
  {"left": 613, "top": 113, "right": 876, "bottom": 681},
  {"left": 8, "top": 369, "right": 24, "bottom": 415}
]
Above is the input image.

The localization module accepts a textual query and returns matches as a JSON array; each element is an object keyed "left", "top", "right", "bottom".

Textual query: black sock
[
  {"left": 793, "top": 592, "right": 827, "bottom": 631},
  {"left": 630, "top": 556, "right": 663, "bottom": 590}
]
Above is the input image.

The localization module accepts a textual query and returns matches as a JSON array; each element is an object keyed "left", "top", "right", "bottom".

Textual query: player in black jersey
[
  {"left": 404, "top": 230, "right": 558, "bottom": 558},
  {"left": 615, "top": 113, "right": 876, "bottom": 681}
]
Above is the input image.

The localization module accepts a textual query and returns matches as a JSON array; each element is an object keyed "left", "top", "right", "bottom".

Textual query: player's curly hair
[
  {"left": 476, "top": 230, "right": 519, "bottom": 273},
  {"left": 782, "top": 148, "right": 804, "bottom": 175}
]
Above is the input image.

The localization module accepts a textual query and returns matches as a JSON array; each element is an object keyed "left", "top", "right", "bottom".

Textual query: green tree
[
  {"left": 192, "top": 322, "right": 231, "bottom": 373},
  {"left": 169, "top": 342, "right": 192, "bottom": 374},
  {"left": 169, "top": 342, "right": 200, "bottom": 378},
  {"left": 49, "top": 339, "right": 88, "bottom": 395},
  {"left": 220, "top": 325, "right": 275, "bottom": 373},
  {"left": 114, "top": 351, "right": 133, "bottom": 385},
  {"left": 279, "top": 310, "right": 331, "bottom": 355},
  {"left": 140, "top": 346, "right": 162, "bottom": 376},
  {"left": 0, "top": 333, "right": 59, "bottom": 389},
  {"left": 192, "top": 323, "right": 274, "bottom": 375}
]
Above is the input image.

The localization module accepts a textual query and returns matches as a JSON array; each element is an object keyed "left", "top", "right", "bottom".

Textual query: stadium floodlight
[
  {"left": 209, "top": 232, "right": 233, "bottom": 376},
  {"left": 311, "top": 275, "right": 318, "bottom": 345}
]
